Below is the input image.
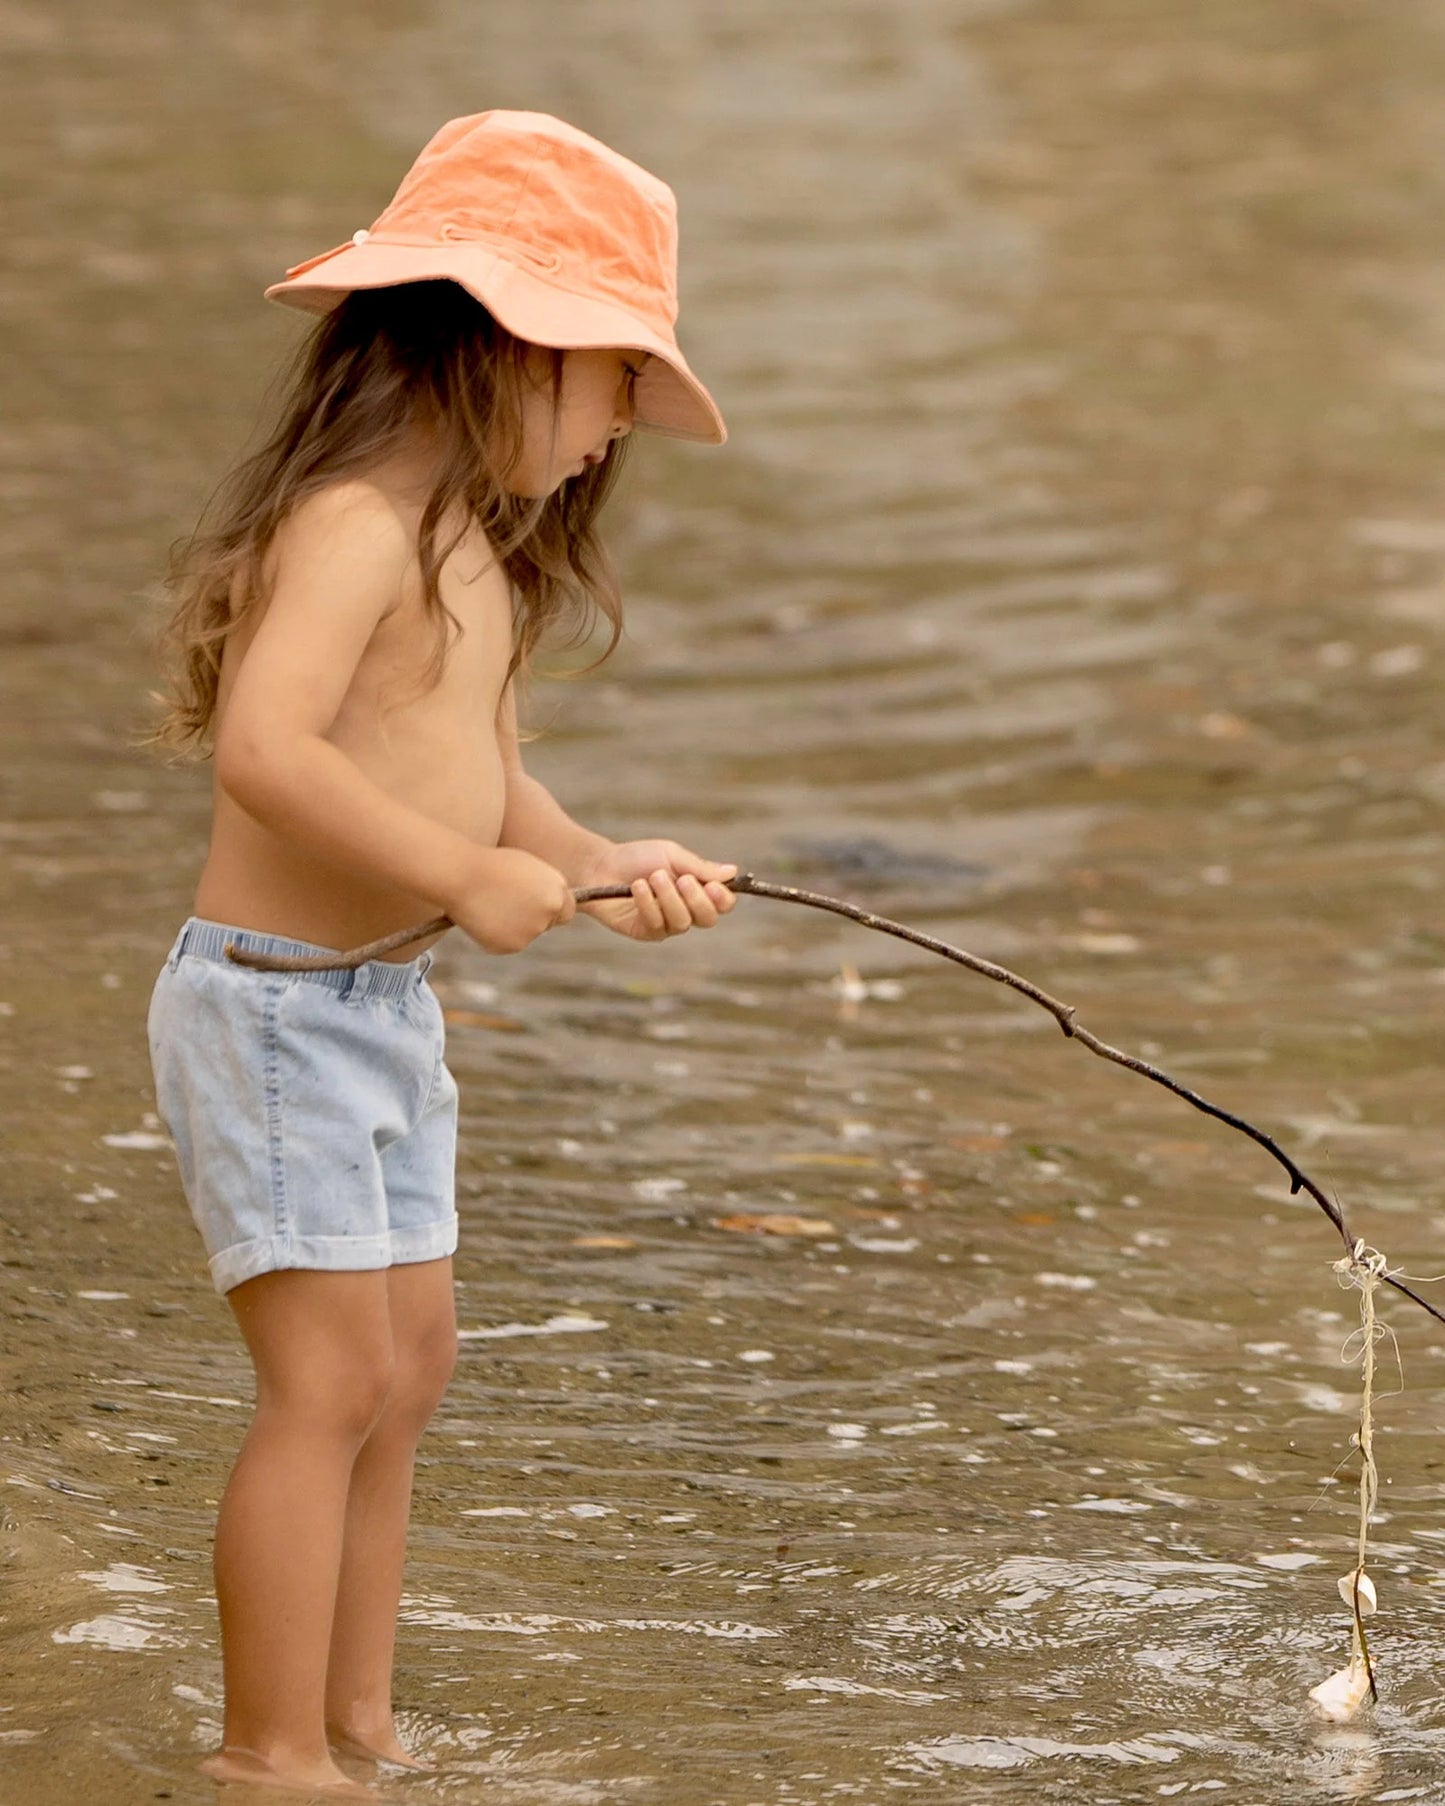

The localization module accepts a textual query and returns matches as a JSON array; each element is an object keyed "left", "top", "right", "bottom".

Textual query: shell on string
[
  {"left": 1336, "top": 1568, "right": 1377, "bottom": 1616},
  {"left": 1309, "top": 1659, "right": 1372, "bottom": 1723}
]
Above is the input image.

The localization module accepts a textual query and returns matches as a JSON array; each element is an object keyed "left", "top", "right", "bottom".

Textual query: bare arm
[
  {"left": 495, "top": 684, "right": 614, "bottom": 883},
  {"left": 495, "top": 682, "right": 738, "bottom": 940},
  {"left": 213, "top": 484, "right": 573, "bottom": 952}
]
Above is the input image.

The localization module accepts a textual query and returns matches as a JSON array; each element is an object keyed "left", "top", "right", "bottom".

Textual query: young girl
[{"left": 148, "top": 111, "right": 737, "bottom": 1796}]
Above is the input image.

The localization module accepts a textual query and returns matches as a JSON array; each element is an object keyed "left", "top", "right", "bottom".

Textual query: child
[{"left": 148, "top": 111, "right": 737, "bottom": 1796}]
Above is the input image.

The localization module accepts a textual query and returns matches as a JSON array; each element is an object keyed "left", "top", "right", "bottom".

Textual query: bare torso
[{"left": 194, "top": 480, "right": 513, "bottom": 959}]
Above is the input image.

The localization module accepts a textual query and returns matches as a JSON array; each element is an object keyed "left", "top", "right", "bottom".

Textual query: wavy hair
[{"left": 154, "top": 280, "right": 629, "bottom": 751}]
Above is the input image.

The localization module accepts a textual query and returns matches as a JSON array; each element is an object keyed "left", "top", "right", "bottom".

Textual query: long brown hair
[{"left": 155, "top": 280, "right": 630, "bottom": 751}]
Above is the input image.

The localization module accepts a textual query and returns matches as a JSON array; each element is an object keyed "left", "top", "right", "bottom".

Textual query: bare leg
[
  {"left": 325, "top": 1257, "right": 457, "bottom": 1769},
  {"left": 201, "top": 1269, "right": 396, "bottom": 1798}
]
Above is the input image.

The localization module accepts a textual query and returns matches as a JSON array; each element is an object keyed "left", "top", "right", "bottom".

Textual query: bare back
[{"left": 195, "top": 470, "right": 514, "bottom": 957}]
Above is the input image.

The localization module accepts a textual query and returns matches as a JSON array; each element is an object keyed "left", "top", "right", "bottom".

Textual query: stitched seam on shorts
[
  {"left": 263, "top": 980, "right": 288, "bottom": 1242},
  {"left": 416, "top": 1043, "right": 445, "bottom": 1118},
  {"left": 415, "top": 990, "right": 447, "bottom": 1118}
]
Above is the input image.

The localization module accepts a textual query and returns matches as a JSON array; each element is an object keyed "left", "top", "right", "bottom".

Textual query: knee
[
  {"left": 335, "top": 1355, "right": 399, "bottom": 1442},
  {"left": 261, "top": 1349, "right": 396, "bottom": 1446},
  {"left": 389, "top": 1319, "right": 458, "bottom": 1432}
]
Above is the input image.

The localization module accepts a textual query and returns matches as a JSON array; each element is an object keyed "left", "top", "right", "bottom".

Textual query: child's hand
[
  {"left": 577, "top": 841, "right": 738, "bottom": 942},
  {"left": 446, "top": 849, "right": 576, "bottom": 954}
]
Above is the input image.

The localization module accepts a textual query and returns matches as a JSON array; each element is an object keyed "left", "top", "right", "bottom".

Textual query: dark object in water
[{"left": 783, "top": 836, "right": 988, "bottom": 886}]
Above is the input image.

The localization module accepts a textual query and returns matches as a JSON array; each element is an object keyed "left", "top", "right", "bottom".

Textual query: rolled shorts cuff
[{"left": 207, "top": 1217, "right": 460, "bottom": 1295}]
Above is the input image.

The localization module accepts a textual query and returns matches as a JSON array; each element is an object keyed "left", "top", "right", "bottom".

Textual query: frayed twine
[{"left": 1310, "top": 1241, "right": 1386, "bottom": 1721}]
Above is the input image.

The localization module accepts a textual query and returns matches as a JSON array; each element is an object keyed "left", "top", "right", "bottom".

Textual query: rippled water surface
[{"left": 7, "top": 1, "right": 1445, "bottom": 1801}]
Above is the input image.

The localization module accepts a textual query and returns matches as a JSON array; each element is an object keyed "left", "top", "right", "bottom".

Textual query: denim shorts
[{"left": 148, "top": 918, "right": 459, "bottom": 1295}]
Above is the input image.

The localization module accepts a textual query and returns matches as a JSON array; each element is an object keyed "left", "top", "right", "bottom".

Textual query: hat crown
[
  {"left": 370, "top": 111, "right": 680, "bottom": 330},
  {"left": 263, "top": 109, "right": 726, "bottom": 443}
]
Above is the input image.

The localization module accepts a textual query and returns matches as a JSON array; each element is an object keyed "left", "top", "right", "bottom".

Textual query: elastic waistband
[{"left": 170, "top": 917, "right": 432, "bottom": 1001}]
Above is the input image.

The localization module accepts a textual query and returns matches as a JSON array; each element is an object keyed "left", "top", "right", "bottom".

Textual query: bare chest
[{"left": 335, "top": 534, "right": 515, "bottom": 743}]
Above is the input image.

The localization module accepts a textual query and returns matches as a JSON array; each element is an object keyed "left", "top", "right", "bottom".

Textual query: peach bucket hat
[{"left": 264, "top": 110, "right": 726, "bottom": 445}]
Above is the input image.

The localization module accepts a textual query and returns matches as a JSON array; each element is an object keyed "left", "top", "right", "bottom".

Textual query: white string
[{"left": 1330, "top": 1238, "right": 1385, "bottom": 1696}]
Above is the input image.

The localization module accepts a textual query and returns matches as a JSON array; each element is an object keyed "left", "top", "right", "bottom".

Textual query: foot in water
[
  {"left": 328, "top": 1723, "right": 438, "bottom": 1772},
  {"left": 199, "top": 1746, "right": 376, "bottom": 1795}
]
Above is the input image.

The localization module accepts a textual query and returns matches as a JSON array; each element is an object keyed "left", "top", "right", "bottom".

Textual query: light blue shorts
[{"left": 148, "top": 918, "right": 459, "bottom": 1295}]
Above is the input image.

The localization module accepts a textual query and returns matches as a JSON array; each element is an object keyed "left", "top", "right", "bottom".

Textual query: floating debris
[
  {"left": 1369, "top": 644, "right": 1424, "bottom": 679},
  {"left": 1198, "top": 711, "right": 1255, "bottom": 741},
  {"left": 946, "top": 1129, "right": 1012, "bottom": 1154},
  {"left": 712, "top": 1212, "right": 836, "bottom": 1238},
  {"left": 777, "top": 1152, "right": 879, "bottom": 1170},
  {"left": 634, "top": 1176, "right": 687, "bottom": 1202},
  {"left": 1064, "top": 932, "right": 1142, "bottom": 956},
  {"left": 441, "top": 1007, "right": 526, "bottom": 1033}
]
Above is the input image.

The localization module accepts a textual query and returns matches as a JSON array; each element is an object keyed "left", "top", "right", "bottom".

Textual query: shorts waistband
[{"left": 171, "top": 917, "right": 433, "bottom": 1000}]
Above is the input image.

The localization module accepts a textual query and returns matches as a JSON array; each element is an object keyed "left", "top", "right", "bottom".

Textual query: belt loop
[
  {"left": 337, "top": 967, "right": 355, "bottom": 1002},
  {"left": 169, "top": 921, "right": 193, "bottom": 970}
]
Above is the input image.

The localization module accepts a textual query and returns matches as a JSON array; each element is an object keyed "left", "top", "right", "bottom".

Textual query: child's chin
[{"left": 501, "top": 472, "right": 563, "bottom": 499}]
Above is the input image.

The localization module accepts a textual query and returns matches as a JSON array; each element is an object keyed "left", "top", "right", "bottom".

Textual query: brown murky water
[{"left": 7, "top": 0, "right": 1445, "bottom": 1800}]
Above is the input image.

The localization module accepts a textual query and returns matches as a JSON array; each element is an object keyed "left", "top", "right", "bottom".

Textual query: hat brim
[{"left": 264, "top": 241, "right": 726, "bottom": 446}]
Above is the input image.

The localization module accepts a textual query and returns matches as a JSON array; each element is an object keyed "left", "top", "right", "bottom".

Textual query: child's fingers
[
  {"left": 626, "top": 871, "right": 737, "bottom": 938},
  {"left": 648, "top": 869, "right": 694, "bottom": 935},
  {"left": 676, "top": 874, "right": 722, "bottom": 929},
  {"left": 668, "top": 848, "right": 738, "bottom": 884},
  {"left": 630, "top": 874, "right": 694, "bottom": 937},
  {"left": 630, "top": 877, "right": 667, "bottom": 936}
]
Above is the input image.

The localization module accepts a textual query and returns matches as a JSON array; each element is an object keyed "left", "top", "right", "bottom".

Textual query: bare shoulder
[
  {"left": 273, "top": 477, "right": 419, "bottom": 569},
  {"left": 256, "top": 477, "right": 429, "bottom": 636}
]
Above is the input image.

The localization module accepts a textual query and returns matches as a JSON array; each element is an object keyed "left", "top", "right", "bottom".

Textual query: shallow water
[{"left": 6, "top": 0, "right": 1445, "bottom": 1800}]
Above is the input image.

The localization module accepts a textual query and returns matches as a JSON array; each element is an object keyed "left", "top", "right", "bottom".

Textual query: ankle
[
  {"left": 326, "top": 1705, "right": 392, "bottom": 1740},
  {"left": 222, "top": 1729, "right": 336, "bottom": 1769}
]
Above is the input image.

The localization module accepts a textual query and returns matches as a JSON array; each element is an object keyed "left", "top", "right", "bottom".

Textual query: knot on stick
[{"left": 1333, "top": 1239, "right": 1388, "bottom": 1287}]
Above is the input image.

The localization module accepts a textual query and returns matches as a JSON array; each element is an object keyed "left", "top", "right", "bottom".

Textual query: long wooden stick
[{"left": 224, "top": 872, "right": 1445, "bottom": 1330}]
